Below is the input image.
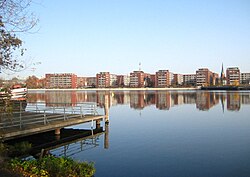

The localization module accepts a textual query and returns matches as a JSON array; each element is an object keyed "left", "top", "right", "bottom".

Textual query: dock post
[
  {"left": 104, "top": 94, "right": 109, "bottom": 123},
  {"left": 104, "top": 123, "right": 109, "bottom": 149},
  {"left": 55, "top": 128, "right": 61, "bottom": 140},
  {"left": 55, "top": 128, "right": 61, "bottom": 135},
  {"left": 96, "top": 119, "right": 101, "bottom": 129}
]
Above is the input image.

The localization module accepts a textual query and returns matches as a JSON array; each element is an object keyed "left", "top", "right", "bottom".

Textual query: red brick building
[
  {"left": 96, "top": 72, "right": 110, "bottom": 88},
  {"left": 45, "top": 73, "right": 77, "bottom": 88},
  {"left": 130, "top": 71, "right": 145, "bottom": 88},
  {"left": 117, "top": 75, "right": 130, "bottom": 87},
  {"left": 226, "top": 67, "right": 240, "bottom": 85},
  {"left": 155, "top": 70, "right": 173, "bottom": 87},
  {"left": 196, "top": 68, "right": 218, "bottom": 86}
]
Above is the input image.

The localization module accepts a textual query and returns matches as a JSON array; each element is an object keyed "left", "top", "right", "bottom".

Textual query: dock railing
[
  {"left": 26, "top": 102, "right": 99, "bottom": 116},
  {"left": 0, "top": 102, "right": 100, "bottom": 130}
]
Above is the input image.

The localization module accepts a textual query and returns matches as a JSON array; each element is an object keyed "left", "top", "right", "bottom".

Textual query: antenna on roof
[{"left": 139, "top": 62, "right": 141, "bottom": 71}]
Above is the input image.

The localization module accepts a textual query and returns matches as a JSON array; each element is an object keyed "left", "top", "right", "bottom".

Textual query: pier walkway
[{"left": 0, "top": 102, "right": 108, "bottom": 141}]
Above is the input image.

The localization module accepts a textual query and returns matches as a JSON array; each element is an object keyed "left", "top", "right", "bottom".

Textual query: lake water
[{"left": 27, "top": 90, "right": 250, "bottom": 177}]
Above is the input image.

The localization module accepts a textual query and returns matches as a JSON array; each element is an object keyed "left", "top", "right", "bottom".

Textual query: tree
[
  {"left": 25, "top": 75, "right": 38, "bottom": 88},
  {"left": 0, "top": 0, "right": 38, "bottom": 72}
]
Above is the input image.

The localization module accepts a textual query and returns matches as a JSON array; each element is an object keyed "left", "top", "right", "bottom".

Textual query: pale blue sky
[{"left": 4, "top": 0, "right": 250, "bottom": 79}]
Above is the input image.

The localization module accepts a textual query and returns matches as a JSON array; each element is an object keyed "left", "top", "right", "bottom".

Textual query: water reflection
[
  {"left": 28, "top": 91, "right": 250, "bottom": 111},
  {"left": 12, "top": 90, "right": 250, "bottom": 177},
  {"left": 5, "top": 126, "right": 109, "bottom": 159}
]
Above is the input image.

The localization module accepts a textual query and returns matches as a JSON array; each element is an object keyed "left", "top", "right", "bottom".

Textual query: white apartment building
[
  {"left": 123, "top": 75, "right": 130, "bottom": 86},
  {"left": 110, "top": 74, "right": 118, "bottom": 87},
  {"left": 183, "top": 74, "right": 196, "bottom": 86}
]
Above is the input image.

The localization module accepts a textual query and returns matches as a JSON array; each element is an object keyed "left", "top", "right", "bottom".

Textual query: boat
[
  {"left": 0, "top": 84, "right": 27, "bottom": 100},
  {"left": 11, "top": 84, "right": 27, "bottom": 99}
]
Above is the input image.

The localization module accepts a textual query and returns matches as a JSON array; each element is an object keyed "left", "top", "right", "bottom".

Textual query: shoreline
[
  {"left": 27, "top": 86, "right": 250, "bottom": 92},
  {"left": 28, "top": 87, "right": 198, "bottom": 92},
  {"left": 201, "top": 86, "right": 250, "bottom": 90}
]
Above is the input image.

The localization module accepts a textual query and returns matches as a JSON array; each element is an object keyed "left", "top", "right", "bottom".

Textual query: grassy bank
[{"left": 0, "top": 143, "right": 95, "bottom": 177}]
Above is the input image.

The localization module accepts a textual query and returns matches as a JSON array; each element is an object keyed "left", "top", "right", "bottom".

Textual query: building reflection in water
[
  {"left": 156, "top": 91, "right": 172, "bottom": 110},
  {"left": 196, "top": 92, "right": 220, "bottom": 111},
  {"left": 27, "top": 91, "right": 250, "bottom": 112},
  {"left": 227, "top": 92, "right": 241, "bottom": 111}
]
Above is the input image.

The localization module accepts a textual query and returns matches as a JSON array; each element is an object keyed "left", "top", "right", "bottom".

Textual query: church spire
[
  {"left": 221, "top": 63, "right": 225, "bottom": 78},
  {"left": 220, "top": 62, "right": 226, "bottom": 85}
]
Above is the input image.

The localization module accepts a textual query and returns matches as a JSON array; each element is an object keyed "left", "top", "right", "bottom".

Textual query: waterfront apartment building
[
  {"left": 77, "top": 77, "right": 87, "bottom": 88},
  {"left": 144, "top": 74, "right": 155, "bottom": 87},
  {"left": 212, "top": 73, "right": 219, "bottom": 85},
  {"left": 174, "top": 74, "right": 183, "bottom": 85},
  {"left": 196, "top": 68, "right": 218, "bottom": 86},
  {"left": 241, "top": 73, "right": 250, "bottom": 85},
  {"left": 96, "top": 72, "right": 110, "bottom": 88},
  {"left": 130, "top": 71, "right": 145, "bottom": 87},
  {"left": 226, "top": 67, "right": 240, "bottom": 85},
  {"left": 149, "top": 74, "right": 156, "bottom": 87},
  {"left": 110, "top": 74, "right": 118, "bottom": 87},
  {"left": 86, "top": 77, "right": 96, "bottom": 87},
  {"left": 117, "top": 75, "right": 130, "bottom": 87},
  {"left": 155, "top": 70, "right": 173, "bottom": 87},
  {"left": 45, "top": 73, "right": 77, "bottom": 88},
  {"left": 183, "top": 74, "right": 196, "bottom": 86},
  {"left": 196, "top": 68, "right": 212, "bottom": 86}
]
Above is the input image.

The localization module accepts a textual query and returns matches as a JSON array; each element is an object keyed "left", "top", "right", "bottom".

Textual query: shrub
[{"left": 8, "top": 155, "right": 95, "bottom": 177}]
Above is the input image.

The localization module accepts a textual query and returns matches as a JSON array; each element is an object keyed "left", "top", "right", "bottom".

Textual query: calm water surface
[{"left": 28, "top": 90, "right": 250, "bottom": 177}]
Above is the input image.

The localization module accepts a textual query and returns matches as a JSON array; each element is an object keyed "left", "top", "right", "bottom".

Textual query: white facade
[
  {"left": 174, "top": 74, "right": 184, "bottom": 85},
  {"left": 130, "top": 76, "right": 139, "bottom": 87},
  {"left": 123, "top": 75, "right": 130, "bottom": 86},
  {"left": 183, "top": 74, "right": 196, "bottom": 85},
  {"left": 110, "top": 74, "right": 117, "bottom": 86}
]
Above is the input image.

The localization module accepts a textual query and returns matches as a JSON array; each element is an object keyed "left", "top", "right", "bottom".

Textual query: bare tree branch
[{"left": 0, "top": 0, "right": 38, "bottom": 71}]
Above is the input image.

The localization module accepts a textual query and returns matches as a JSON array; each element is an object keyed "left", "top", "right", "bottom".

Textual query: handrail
[
  {"left": 0, "top": 101, "right": 101, "bottom": 130},
  {"left": 26, "top": 102, "right": 99, "bottom": 115}
]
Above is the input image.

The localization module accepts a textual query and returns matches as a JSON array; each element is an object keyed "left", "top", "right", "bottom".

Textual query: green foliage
[
  {"left": 8, "top": 155, "right": 95, "bottom": 177},
  {"left": 8, "top": 142, "right": 32, "bottom": 157},
  {"left": 0, "top": 142, "right": 32, "bottom": 158},
  {"left": 0, "top": 143, "right": 6, "bottom": 154},
  {"left": 0, "top": 16, "right": 23, "bottom": 70},
  {"left": 0, "top": 88, "right": 13, "bottom": 120}
]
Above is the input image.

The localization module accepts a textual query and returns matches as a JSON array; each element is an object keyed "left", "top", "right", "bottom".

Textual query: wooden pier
[{"left": 0, "top": 102, "right": 109, "bottom": 141}]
